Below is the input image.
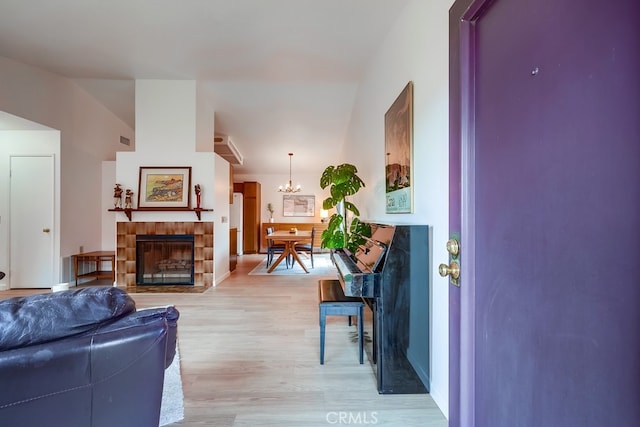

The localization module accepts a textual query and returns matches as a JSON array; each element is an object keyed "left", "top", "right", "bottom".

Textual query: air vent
[
  {"left": 214, "top": 135, "right": 243, "bottom": 165},
  {"left": 119, "top": 136, "right": 130, "bottom": 146}
]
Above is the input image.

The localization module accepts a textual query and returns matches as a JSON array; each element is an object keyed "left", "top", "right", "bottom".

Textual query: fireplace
[
  {"left": 116, "top": 221, "right": 213, "bottom": 288},
  {"left": 136, "top": 235, "right": 194, "bottom": 285}
]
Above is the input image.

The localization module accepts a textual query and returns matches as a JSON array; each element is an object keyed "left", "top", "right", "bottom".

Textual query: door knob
[
  {"left": 43, "top": 228, "right": 50, "bottom": 233},
  {"left": 446, "top": 239, "right": 460, "bottom": 257},
  {"left": 439, "top": 261, "right": 460, "bottom": 280}
]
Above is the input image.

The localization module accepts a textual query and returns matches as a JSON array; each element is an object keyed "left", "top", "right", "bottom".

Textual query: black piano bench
[{"left": 318, "top": 279, "right": 364, "bottom": 365}]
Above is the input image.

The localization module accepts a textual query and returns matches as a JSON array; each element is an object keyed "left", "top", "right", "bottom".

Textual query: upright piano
[{"left": 332, "top": 223, "right": 430, "bottom": 394}]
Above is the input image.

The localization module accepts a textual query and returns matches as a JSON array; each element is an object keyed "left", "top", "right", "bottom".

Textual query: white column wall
[
  {"left": 135, "top": 80, "right": 197, "bottom": 153},
  {"left": 114, "top": 79, "right": 220, "bottom": 282},
  {"left": 214, "top": 155, "right": 230, "bottom": 283}
]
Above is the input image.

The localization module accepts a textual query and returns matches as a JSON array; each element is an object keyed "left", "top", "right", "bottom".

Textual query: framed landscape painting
[
  {"left": 385, "top": 81, "right": 413, "bottom": 213},
  {"left": 138, "top": 166, "right": 192, "bottom": 209}
]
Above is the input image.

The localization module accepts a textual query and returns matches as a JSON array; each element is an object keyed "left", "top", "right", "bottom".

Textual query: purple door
[{"left": 449, "top": 0, "right": 640, "bottom": 425}]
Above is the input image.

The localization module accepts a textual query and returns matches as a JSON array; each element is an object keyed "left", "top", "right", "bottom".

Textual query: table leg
[
  {"left": 288, "top": 244, "right": 309, "bottom": 273},
  {"left": 74, "top": 256, "right": 79, "bottom": 286},
  {"left": 110, "top": 255, "right": 115, "bottom": 283}
]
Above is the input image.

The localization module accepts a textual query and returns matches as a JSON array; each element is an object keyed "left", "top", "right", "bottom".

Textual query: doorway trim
[{"left": 449, "top": 0, "right": 493, "bottom": 425}]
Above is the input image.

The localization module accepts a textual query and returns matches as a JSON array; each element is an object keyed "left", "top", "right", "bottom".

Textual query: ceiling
[{"left": 0, "top": 0, "right": 411, "bottom": 175}]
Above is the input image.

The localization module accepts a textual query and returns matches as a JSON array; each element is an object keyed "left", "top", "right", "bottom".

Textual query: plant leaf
[
  {"left": 322, "top": 197, "right": 336, "bottom": 210},
  {"left": 343, "top": 201, "right": 360, "bottom": 217},
  {"left": 320, "top": 166, "right": 336, "bottom": 189}
]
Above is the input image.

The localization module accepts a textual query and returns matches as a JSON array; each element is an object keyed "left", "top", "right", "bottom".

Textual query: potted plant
[
  {"left": 266, "top": 203, "right": 275, "bottom": 222},
  {"left": 319, "top": 163, "right": 371, "bottom": 253}
]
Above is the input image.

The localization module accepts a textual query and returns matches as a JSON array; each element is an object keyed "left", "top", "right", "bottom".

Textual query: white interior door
[{"left": 10, "top": 155, "right": 55, "bottom": 288}]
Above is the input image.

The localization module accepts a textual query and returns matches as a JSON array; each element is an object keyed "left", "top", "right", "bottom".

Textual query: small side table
[{"left": 73, "top": 251, "right": 116, "bottom": 286}]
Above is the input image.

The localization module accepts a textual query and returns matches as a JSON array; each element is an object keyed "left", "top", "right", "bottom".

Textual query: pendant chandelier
[{"left": 278, "top": 152, "right": 301, "bottom": 193}]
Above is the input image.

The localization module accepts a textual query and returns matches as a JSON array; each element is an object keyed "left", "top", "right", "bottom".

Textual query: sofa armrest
[{"left": 96, "top": 305, "right": 180, "bottom": 368}]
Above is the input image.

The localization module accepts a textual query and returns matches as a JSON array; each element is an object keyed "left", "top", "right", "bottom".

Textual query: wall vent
[
  {"left": 214, "top": 135, "right": 243, "bottom": 165},
  {"left": 119, "top": 136, "right": 130, "bottom": 146}
]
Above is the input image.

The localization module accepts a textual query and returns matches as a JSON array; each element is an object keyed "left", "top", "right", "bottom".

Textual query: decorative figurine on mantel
[
  {"left": 124, "top": 189, "right": 134, "bottom": 209},
  {"left": 194, "top": 184, "right": 201, "bottom": 209},
  {"left": 113, "top": 184, "right": 123, "bottom": 208}
]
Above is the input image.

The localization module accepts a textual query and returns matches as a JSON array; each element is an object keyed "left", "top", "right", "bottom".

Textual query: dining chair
[
  {"left": 266, "top": 227, "right": 288, "bottom": 268},
  {"left": 293, "top": 227, "right": 316, "bottom": 268}
]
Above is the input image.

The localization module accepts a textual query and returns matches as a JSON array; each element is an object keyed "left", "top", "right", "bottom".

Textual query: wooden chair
[
  {"left": 266, "top": 227, "right": 288, "bottom": 268},
  {"left": 318, "top": 279, "right": 364, "bottom": 365}
]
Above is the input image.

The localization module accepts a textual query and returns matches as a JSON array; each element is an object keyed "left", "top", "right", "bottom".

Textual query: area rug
[
  {"left": 160, "top": 347, "right": 184, "bottom": 426},
  {"left": 248, "top": 253, "right": 337, "bottom": 276}
]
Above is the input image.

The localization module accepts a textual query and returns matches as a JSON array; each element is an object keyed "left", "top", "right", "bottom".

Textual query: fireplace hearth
[{"left": 136, "top": 234, "right": 194, "bottom": 285}]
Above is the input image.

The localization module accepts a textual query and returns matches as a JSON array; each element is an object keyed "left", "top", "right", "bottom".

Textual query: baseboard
[{"left": 215, "top": 271, "right": 231, "bottom": 285}]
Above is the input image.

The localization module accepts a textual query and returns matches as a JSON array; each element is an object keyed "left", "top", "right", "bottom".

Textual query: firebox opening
[{"left": 136, "top": 234, "right": 194, "bottom": 285}]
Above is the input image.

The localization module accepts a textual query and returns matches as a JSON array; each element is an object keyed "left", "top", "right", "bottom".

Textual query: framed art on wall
[
  {"left": 385, "top": 81, "right": 413, "bottom": 213},
  {"left": 283, "top": 195, "right": 315, "bottom": 217},
  {"left": 138, "top": 166, "right": 192, "bottom": 209}
]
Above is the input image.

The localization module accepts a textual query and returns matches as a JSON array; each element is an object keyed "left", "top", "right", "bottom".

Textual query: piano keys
[
  {"left": 331, "top": 223, "right": 430, "bottom": 394},
  {"left": 332, "top": 238, "right": 385, "bottom": 298}
]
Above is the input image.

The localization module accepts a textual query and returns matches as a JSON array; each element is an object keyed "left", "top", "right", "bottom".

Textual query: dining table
[{"left": 265, "top": 230, "right": 313, "bottom": 273}]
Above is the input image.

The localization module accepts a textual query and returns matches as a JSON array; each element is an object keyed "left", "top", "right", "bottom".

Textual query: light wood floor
[{"left": 2, "top": 255, "right": 447, "bottom": 427}]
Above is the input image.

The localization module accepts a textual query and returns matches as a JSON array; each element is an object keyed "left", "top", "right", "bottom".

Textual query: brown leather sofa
[{"left": 0, "top": 286, "right": 179, "bottom": 427}]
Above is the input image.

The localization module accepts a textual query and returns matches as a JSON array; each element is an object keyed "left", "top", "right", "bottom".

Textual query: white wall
[
  {"left": 136, "top": 80, "right": 197, "bottom": 153},
  {"left": 0, "top": 56, "right": 134, "bottom": 282},
  {"left": 344, "top": 0, "right": 454, "bottom": 416},
  {"left": 196, "top": 84, "right": 216, "bottom": 153},
  {"left": 235, "top": 172, "right": 331, "bottom": 224}
]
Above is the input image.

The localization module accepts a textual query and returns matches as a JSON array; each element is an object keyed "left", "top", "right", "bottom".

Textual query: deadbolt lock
[{"left": 446, "top": 238, "right": 460, "bottom": 258}]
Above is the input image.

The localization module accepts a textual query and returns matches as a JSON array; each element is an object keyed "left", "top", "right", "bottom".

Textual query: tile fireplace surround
[{"left": 116, "top": 221, "right": 213, "bottom": 289}]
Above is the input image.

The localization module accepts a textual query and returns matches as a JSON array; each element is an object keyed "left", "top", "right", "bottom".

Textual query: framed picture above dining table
[{"left": 283, "top": 194, "right": 315, "bottom": 217}]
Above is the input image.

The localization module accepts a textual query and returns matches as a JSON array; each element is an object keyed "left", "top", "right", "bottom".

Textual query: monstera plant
[{"left": 319, "top": 163, "right": 371, "bottom": 253}]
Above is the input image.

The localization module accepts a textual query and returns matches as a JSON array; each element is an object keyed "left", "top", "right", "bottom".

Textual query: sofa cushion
[{"left": 0, "top": 286, "right": 136, "bottom": 351}]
